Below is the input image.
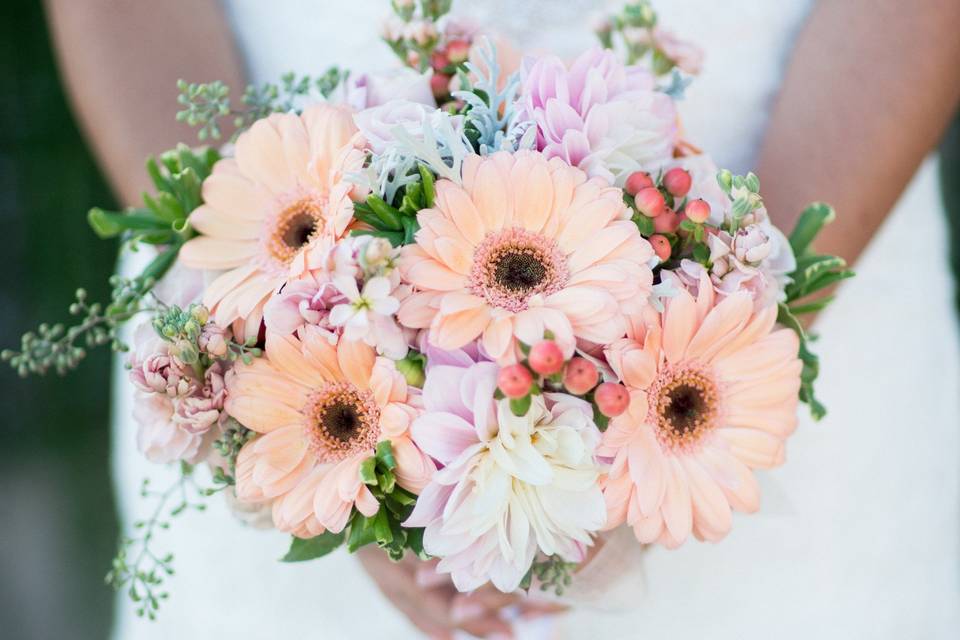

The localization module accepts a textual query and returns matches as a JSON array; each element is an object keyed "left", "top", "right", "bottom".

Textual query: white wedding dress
[{"left": 111, "top": 1, "right": 960, "bottom": 638}]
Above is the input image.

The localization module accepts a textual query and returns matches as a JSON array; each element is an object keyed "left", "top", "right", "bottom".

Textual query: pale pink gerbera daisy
[
  {"left": 179, "top": 104, "right": 362, "bottom": 339},
  {"left": 398, "top": 150, "right": 653, "bottom": 361},
  {"left": 226, "top": 327, "right": 435, "bottom": 538},
  {"left": 598, "top": 284, "right": 801, "bottom": 548}
]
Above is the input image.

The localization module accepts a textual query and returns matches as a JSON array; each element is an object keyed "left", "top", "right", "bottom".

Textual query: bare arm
[
  {"left": 45, "top": 0, "right": 247, "bottom": 205},
  {"left": 757, "top": 0, "right": 960, "bottom": 264}
]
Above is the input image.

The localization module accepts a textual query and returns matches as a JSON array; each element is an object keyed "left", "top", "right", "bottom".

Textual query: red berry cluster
[
  {"left": 496, "top": 339, "right": 630, "bottom": 423},
  {"left": 623, "top": 167, "right": 712, "bottom": 263}
]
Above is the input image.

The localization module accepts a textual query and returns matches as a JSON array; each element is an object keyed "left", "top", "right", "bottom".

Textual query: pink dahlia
[
  {"left": 519, "top": 47, "right": 678, "bottom": 186},
  {"left": 406, "top": 360, "right": 606, "bottom": 592},
  {"left": 227, "top": 327, "right": 434, "bottom": 538},
  {"left": 397, "top": 150, "right": 653, "bottom": 362},
  {"left": 598, "top": 284, "right": 801, "bottom": 547},
  {"left": 179, "top": 104, "right": 363, "bottom": 339}
]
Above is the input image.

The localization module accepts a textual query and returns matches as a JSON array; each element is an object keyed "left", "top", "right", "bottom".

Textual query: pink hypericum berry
[
  {"left": 563, "top": 357, "right": 600, "bottom": 395},
  {"left": 653, "top": 208, "right": 681, "bottom": 234},
  {"left": 445, "top": 40, "right": 471, "bottom": 64},
  {"left": 624, "top": 171, "right": 655, "bottom": 196},
  {"left": 430, "top": 73, "right": 452, "bottom": 96},
  {"left": 430, "top": 50, "right": 450, "bottom": 71},
  {"left": 684, "top": 198, "right": 711, "bottom": 224},
  {"left": 663, "top": 168, "right": 692, "bottom": 198},
  {"left": 649, "top": 234, "right": 672, "bottom": 261},
  {"left": 498, "top": 364, "right": 534, "bottom": 399},
  {"left": 634, "top": 187, "right": 666, "bottom": 218},
  {"left": 595, "top": 382, "right": 630, "bottom": 418},
  {"left": 528, "top": 340, "right": 565, "bottom": 376}
]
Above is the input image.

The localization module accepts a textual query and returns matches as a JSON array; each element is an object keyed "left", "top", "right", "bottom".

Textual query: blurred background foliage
[
  {"left": 0, "top": 1, "right": 116, "bottom": 638},
  {"left": 0, "top": 1, "right": 958, "bottom": 639}
]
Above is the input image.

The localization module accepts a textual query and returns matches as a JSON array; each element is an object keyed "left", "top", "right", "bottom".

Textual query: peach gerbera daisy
[
  {"left": 598, "top": 282, "right": 801, "bottom": 548},
  {"left": 397, "top": 149, "right": 654, "bottom": 361},
  {"left": 226, "top": 326, "right": 435, "bottom": 538},
  {"left": 179, "top": 104, "right": 362, "bottom": 339}
]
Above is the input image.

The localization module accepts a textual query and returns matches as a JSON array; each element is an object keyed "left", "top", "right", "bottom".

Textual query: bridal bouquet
[{"left": 5, "top": 0, "right": 852, "bottom": 616}]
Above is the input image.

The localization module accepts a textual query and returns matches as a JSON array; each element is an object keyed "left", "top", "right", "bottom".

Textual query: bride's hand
[{"left": 356, "top": 547, "right": 565, "bottom": 639}]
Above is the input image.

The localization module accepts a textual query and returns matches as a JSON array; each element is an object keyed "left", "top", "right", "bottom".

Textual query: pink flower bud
[
  {"left": 649, "top": 234, "right": 672, "bottom": 262},
  {"left": 430, "top": 50, "right": 450, "bottom": 71},
  {"left": 595, "top": 382, "right": 630, "bottom": 418},
  {"left": 198, "top": 323, "right": 229, "bottom": 358},
  {"left": 634, "top": 187, "right": 666, "bottom": 218},
  {"left": 528, "top": 340, "right": 564, "bottom": 376},
  {"left": 497, "top": 364, "right": 533, "bottom": 399},
  {"left": 684, "top": 198, "right": 711, "bottom": 224},
  {"left": 445, "top": 40, "right": 471, "bottom": 64},
  {"left": 563, "top": 357, "right": 599, "bottom": 395},
  {"left": 663, "top": 168, "right": 692, "bottom": 198},
  {"left": 430, "top": 73, "right": 452, "bottom": 97},
  {"left": 624, "top": 171, "right": 654, "bottom": 196},
  {"left": 653, "top": 208, "right": 681, "bottom": 233}
]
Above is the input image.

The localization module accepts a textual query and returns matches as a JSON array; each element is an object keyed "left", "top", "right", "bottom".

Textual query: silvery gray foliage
[{"left": 453, "top": 38, "right": 536, "bottom": 154}]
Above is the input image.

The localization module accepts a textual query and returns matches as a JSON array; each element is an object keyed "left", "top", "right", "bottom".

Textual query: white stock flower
[{"left": 329, "top": 275, "right": 406, "bottom": 358}]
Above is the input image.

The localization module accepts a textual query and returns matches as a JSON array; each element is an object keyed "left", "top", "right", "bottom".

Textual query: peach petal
[
  {"left": 397, "top": 291, "right": 442, "bottom": 329},
  {"left": 201, "top": 165, "right": 268, "bottom": 221},
  {"left": 391, "top": 435, "right": 437, "bottom": 494},
  {"left": 435, "top": 182, "right": 485, "bottom": 244},
  {"left": 481, "top": 316, "right": 514, "bottom": 361},
  {"left": 698, "top": 448, "right": 760, "bottom": 513},
  {"left": 662, "top": 289, "right": 698, "bottom": 364},
  {"left": 235, "top": 115, "right": 294, "bottom": 194},
  {"left": 429, "top": 304, "right": 491, "bottom": 350},
  {"left": 684, "top": 292, "right": 752, "bottom": 361},
  {"left": 179, "top": 236, "right": 259, "bottom": 270},
  {"left": 336, "top": 339, "right": 376, "bottom": 390},
  {"left": 189, "top": 205, "right": 261, "bottom": 240},
  {"left": 265, "top": 332, "right": 327, "bottom": 388},
  {"left": 404, "top": 256, "right": 468, "bottom": 291},
  {"left": 511, "top": 156, "right": 554, "bottom": 233},
  {"left": 661, "top": 457, "right": 693, "bottom": 543},
  {"left": 715, "top": 428, "right": 785, "bottom": 469},
  {"left": 471, "top": 153, "right": 511, "bottom": 229},
  {"left": 681, "top": 456, "right": 732, "bottom": 540}
]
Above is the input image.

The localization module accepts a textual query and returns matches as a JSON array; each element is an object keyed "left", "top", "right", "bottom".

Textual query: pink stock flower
[
  {"left": 398, "top": 150, "right": 654, "bottom": 363},
  {"left": 598, "top": 283, "right": 801, "bottom": 548},
  {"left": 519, "top": 47, "right": 678, "bottom": 186},
  {"left": 198, "top": 323, "right": 229, "bottom": 359},
  {"left": 227, "top": 327, "right": 434, "bottom": 538},
  {"left": 174, "top": 363, "right": 227, "bottom": 434},
  {"left": 406, "top": 360, "right": 606, "bottom": 592},
  {"left": 128, "top": 323, "right": 196, "bottom": 397},
  {"left": 133, "top": 392, "right": 207, "bottom": 464}
]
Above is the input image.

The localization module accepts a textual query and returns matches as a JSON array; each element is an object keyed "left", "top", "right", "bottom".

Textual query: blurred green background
[
  {"left": 1, "top": 2, "right": 959, "bottom": 639},
  {"left": 0, "top": 1, "right": 117, "bottom": 639}
]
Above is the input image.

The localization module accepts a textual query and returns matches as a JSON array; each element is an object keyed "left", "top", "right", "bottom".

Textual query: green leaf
[
  {"left": 144, "top": 192, "right": 185, "bottom": 224},
  {"left": 510, "top": 395, "right": 532, "bottom": 417},
  {"left": 347, "top": 514, "right": 378, "bottom": 552},
  {"left": 376, "top": 440, "right": 397, "bottom": 470},
  {"left": 788, "top": 295, "right": 835, "bottom": 316},
  {"left": 359, "top": 457, "right": 378, "bottom": 486},
  {"left": 280, "top": 530, "right": 345, "bottom": 562},
  {"left": 419, "top": 164, "right": 435, "bottom": 207},
  {"left": 789, "top": 202, "right": 836, "bottom": 256},
  {"left": 371, "top": 509, "right": 393, "bottom": 545},
  {"left": 367, "top": 195, "right": 403, "bottom": 230},
  {"left": 377, "top": 467, "right": 396, "bottom": 494},
  {"left": 691, "top": 242, "right": 710, "bottom": 265},
  {"left": 632, "top": 214, "right": 654, "bottom": 236},
  {"left": 146, "top": 157, "right": 173, "bottom": 194},
  {"left": 88, "top": 208, "right": 168, "bottom": 239}
]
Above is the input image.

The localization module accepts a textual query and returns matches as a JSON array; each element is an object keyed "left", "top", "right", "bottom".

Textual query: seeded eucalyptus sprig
[
  {"left": 106, "top": 463, "right": 211, "bottom": 620},
  {"left": 5, "top": 146, "right": 218, "bottom": 378},
  {"left": 519, "top": 555, "right": 578, "bottom": 596},
  {"left": 176, "top": 69, "right": 349, "bottom": 142}
]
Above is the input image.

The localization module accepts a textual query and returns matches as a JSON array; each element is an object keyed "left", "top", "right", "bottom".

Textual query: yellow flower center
[{"left": 303, "top": 382, "right": 380, "bottom": 462}]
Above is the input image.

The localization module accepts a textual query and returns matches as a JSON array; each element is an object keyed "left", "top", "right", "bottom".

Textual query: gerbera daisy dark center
[
  {"left": 651, "top": 366, "right": 720, "bottom": 451},
  {"left": 304, "top": 382, "right": 380, "bottom": 462},
  {"left": 470, "top": 228, "right": 569, "bottom": 312},
  {"left": 265, "top": 197, "right": 324, "bottom": 268},
  {"left": 494, "top": 250, "right": 548, "bottom": 291}
]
